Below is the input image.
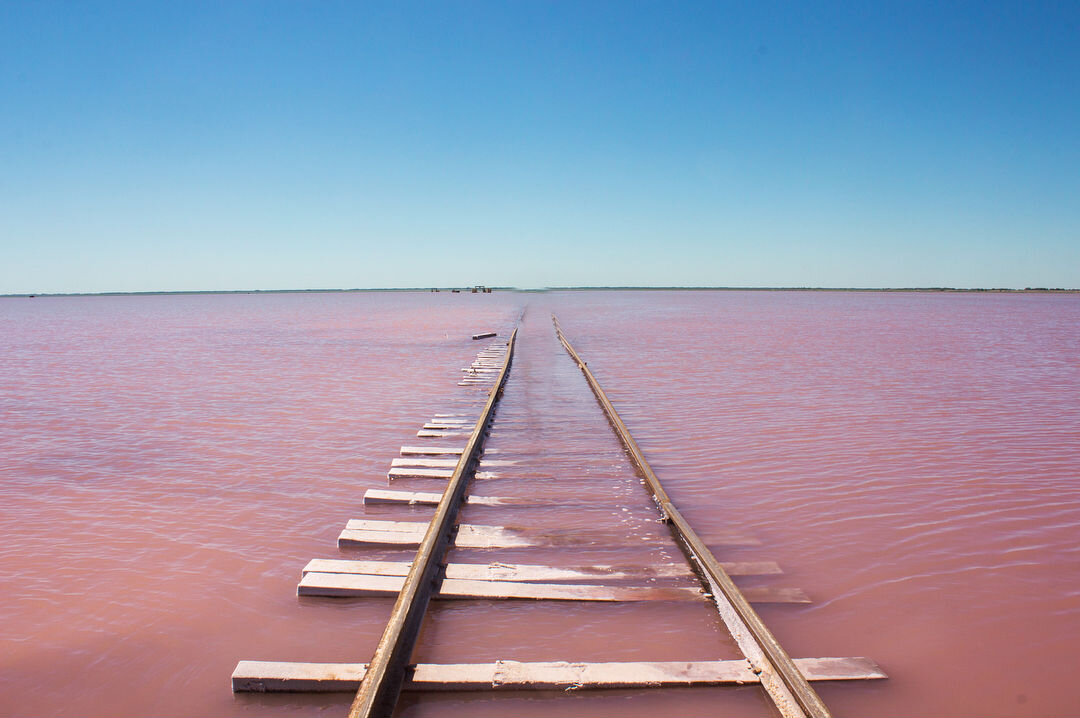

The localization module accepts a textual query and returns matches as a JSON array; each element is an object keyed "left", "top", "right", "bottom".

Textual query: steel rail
[
  {"left": 552, "top": 315, "right": 830, "bottom": 718},
  {"left": 347, "top": 329, "right": 517, "bottom": 718}
]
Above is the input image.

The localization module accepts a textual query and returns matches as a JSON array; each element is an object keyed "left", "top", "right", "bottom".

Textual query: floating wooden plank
[
  {"left": 299, "top": 572, "right": 703, "bottom": 601},
  {"left": 388, "top": 467, "right": 455, "bottom": 480},
  {"left": 390, "top": 458, "right": 460, "bottom": 469},
  {"left": 399, "top": 446, "right": 463, "bottom": 456},
  {"left": 232, "top": 657, "right": 887, "bottom": 693},
  {"left": 388, "top": 457, "right": 525, "bottom": 470},
  {"left": 428, "top": 418, "right": 470, "bottom": 424},
  {"left": 343, "top": 518, "right": 757, "bottom": 545},
  {"left": 422, "top": 423, "right": 472, "bottom": 430},
  {"left": 302, "top": 559, "right": 695, "bottom": 581},
  {"left": 301, "top": 572, "right": 804, "bottom": 603},
  {"left": 417, "top": 430, "right": 470, "bottom": 438},
  {"left": 472, "top": 332, "right": 497, "bottom": 340},
  {"left": 338, "top": 519, "right": 759, "bottom": 550},
  {"left": 339, "top": 524, "right": 532, "bottom": 549},
  {"left": 364, "top": 488, "right": 445, "bottom": 504},
  {"left": 363, "top": 489, "right": 529, "bottom": 507},
  {"left": 306, "top": 557, "right": 780, "bottom": 580},
  {"left": 339, "top": 528, "right": 456, "bottom": 548}
]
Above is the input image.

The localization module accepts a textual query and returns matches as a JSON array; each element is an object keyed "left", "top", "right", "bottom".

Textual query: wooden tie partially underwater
[{"left": 232, "top": 321, "right": 885, "bottom": 717}]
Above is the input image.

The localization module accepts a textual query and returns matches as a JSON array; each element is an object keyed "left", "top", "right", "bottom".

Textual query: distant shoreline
[{"left": 2, "top": 286, "right": 1078, "bottom": 298}]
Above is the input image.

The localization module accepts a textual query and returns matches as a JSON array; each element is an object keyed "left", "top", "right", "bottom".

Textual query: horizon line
[{"left": 3, "top": 286, "right": 1079, "bottom": 298}]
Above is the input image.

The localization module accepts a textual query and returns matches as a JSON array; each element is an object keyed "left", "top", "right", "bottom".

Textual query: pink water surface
[{"left": 2, "top": 290, "right": 1079, "bottom": 717}]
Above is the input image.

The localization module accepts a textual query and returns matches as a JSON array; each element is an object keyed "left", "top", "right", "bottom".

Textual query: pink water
[{"left": 2, "top": 290, "right": 1079, "bottom": 716}]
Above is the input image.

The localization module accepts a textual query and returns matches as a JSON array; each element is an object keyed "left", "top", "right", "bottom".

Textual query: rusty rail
[
  {"left": 552, "top": 315, "right": 830, "bottom": 718},
  {"left": 347, "top": 329, "right": 517, "bottom": 718}
]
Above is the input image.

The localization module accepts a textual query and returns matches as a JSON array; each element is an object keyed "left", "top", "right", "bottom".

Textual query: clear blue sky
[{"left": 1, "top": 1, "right": 1077, "bottom": 292}]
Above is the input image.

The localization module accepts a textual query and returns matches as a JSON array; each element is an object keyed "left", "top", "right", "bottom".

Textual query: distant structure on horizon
[{"left": 429, "top": 286, "right": 493, "bottom": 293}]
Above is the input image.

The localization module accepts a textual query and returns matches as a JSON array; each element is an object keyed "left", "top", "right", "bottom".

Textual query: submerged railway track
[{"left": 233, "top": 317, "right": 885, "bottom": 717}]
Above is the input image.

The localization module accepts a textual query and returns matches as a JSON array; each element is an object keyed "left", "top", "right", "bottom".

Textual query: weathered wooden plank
[
  {"left": 339, "top": 528, "right": 445, "bottom": 548},
  {"left": 388, "top": 467, "right": 455, "bottom": 480},
  {"left": 232, "top": 657, "right": 887, "bottom": 693},
  {"left": 387, "top": 456, "right": 511, "bottom": 470},
  {"left": 417, "top": 430, "right": 471, "bottom": 437},
  {"left": 342, "top": 518, "right": 755, "bottom": 546},
  {"left": 305, "top": 560, "right": 693, "bottom": 582},
  {"left": 363, "top": 489, "right": 527, "bottom": 507},
  {"left": 472, "top": 332, "right": 497, "bottom": 339},
  {"left": 305, "top": 557, "right": 779, "bottom": 580},
  {"left": 300, "top": 572, "right": 805, "bottom": 603},
  {"left": 338, "top": 527, "right": 757, "bottom": 550},
  {"left": 390, "top": 458, "right": 460, "bottom": 469},
  {"left": 339, "top": 519, "right": 759, "bottom": 549},
  {"left": 303, "top": 559, "right": 693, "bottom": 581},
  {"left": 381, "top": 459, "right": 513, "bottom": 471},
  {"left": 364, "top": 488, "right": 445, "bottom": 504},
  {"left": 339, "top": 526, "right": 533, "bottom": 549},
  {"left": 400, "top": 446, "right": 464, "bottom": 456},
  {"left": 299, "top": 572, "right": 703, "bottom": 601}
]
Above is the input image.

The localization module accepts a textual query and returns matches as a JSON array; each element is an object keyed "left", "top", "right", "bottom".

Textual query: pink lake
[{"left": 1, "top": 290, "right": 1078, "bottom": 717}]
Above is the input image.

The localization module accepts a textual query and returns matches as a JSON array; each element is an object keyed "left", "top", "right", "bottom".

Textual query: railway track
[{"left": 233, "top": 319, "right": 885, "bottom": 717}]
